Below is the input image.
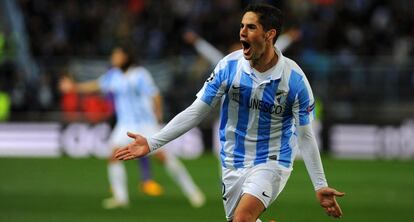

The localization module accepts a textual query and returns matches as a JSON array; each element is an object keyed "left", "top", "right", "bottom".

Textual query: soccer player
[
  {"left": 115, "top": 4, "right": 344, "bottom": 221},
  {"left": 60, "top": 44, "right": 205, "bottom": 209},
  {"left": 183, "top": 27, "right": 302, "bottom": 155}
]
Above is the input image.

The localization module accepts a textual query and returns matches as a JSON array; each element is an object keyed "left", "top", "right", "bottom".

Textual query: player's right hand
[
  {"left": 182, "top": 31, "right": 198, "bottom": 45},
  {"left": 114, "top": 132, "right": 150, "bottom": 160},
  {"left": 59, "top": 76, "right": 75, "bottom": 93}
]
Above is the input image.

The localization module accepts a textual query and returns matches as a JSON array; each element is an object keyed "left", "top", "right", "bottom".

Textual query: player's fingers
[
  {"left": 114, "top": 148, "right": 130, "bottom": 159},
  {"left": 330, "top": 206, "right": 339, "bottom": 217},
  {"left": 334, "top": 202, "right": 343, "bottom": 217},
  {"left": 320, "top": 199, "right": 334, "bottom": 208},
  {"left": 325, "top": 208, "right": 334, "bottom": 217},
  {"left": 127, "top": 131, "right": 137, "bottom": 139},
  {"left": 324, "top": 207, "right": 330, "bottom": 215},
  {"left": 331, "top": 209, "right": 341, "bottom": 218},
  {"left": 328, "top": 206, "right": 342, "bottom": 218},
  {"left": 114, "top": 149, "right": 123, "bottom": 158},
  {"left": 120, "top": 153, "right": 137, "bottom": 160},
  {"left": 323, "top": 188, "right": 344, "bottom": 196},
  {"left": 114, "top": 147, "right": 128, "bottom": 155},
  {"left": 333, "top": 190, "right": 345, "bottom": 197},
  {"left": 115, "top": 153, "right": 129, "bottom": 160},
  {"left": 120, "top": 153, "right": 135, "bottom": 160},
  {"left": 330, "top": 211, "right": 338, "bottom": 218},
  {"left": 123, "top": 155, "right": 137, "bottom": 160}
]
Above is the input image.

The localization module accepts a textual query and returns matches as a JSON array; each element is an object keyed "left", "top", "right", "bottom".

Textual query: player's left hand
[
  {"left": 316, "top": 187, "right": 345, "bottom": 218},
  {"left": 114, "top": 132, "right": 150, "bottom": 160}
]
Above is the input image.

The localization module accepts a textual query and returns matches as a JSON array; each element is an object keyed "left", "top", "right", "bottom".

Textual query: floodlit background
[{"left": 0, "top": 0, "right": 413, "bottom": 221}]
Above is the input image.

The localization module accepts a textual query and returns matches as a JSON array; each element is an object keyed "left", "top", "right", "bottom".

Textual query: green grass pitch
[{"left": 0, "top": 154, "right": 413, "bottom": 221}]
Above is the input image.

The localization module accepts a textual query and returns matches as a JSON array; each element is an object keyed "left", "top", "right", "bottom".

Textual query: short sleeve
[
  {"left": 98, "top": 68, "right": 117, "bottom": 93},
  {"left": 196, "top": 60, "right": 230, "bottom": 108},
  {"left": 136, "top": 68, "right": 159, "bottom": 97},
  {"left": 292, "top": 73, "right": 315, "bottom": 126}
]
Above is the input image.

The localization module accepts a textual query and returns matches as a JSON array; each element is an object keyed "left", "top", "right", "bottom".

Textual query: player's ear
[{"left": 266, "top": 29, "right": 276, "bottom": 41}]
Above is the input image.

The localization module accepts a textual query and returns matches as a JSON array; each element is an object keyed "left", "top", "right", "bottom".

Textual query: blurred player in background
[
  {"left": 183, "top": 27, "right": 301, "bottom": 65},
  {"left": 115, "top": 3, "right": 343, "bottom": 221},
  {"left": 60, "top": 44, "right": 205, "bottom": 209}
]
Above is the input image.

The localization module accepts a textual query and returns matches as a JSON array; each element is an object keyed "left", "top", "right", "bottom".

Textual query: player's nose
[{"left": 240, "top": 27, "right": 247, "bottom": 38}]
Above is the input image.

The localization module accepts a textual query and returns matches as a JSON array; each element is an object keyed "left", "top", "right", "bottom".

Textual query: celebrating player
[
  {"left": 60, "top": 44, "right": 205, "bottom": 209},
  {"left": 183, "top": 25, "right": 302, "bottom": 155},
  {"left": 115, "top": 4, "right": 344, "bottom": 221}
]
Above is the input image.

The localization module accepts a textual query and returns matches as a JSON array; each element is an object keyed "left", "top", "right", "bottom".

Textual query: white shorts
[
  {"left": 108, "top": 123, "right": 160, "bottom": 149},
  {"left": 221, "top": 161, "right": 291, "bottom": 221}
]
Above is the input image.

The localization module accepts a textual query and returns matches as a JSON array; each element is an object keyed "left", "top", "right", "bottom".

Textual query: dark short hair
[
  {"left": 114, "top": 42, "right": 138, "bottom": 71},
  {"left": 243, "top": 3, "right": 283, "bottom": 44}
]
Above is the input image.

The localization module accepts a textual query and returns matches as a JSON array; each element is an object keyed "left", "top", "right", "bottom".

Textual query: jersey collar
[{"left": 242, "top": 46, "right": 285, "bottom": 83}]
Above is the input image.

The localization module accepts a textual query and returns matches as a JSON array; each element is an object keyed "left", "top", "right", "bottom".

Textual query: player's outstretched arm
[
  {"left": 316, "top": 187, "right": 345, "bottom": 218},
  {"left": 182, "top": 30, "right": 224, "bottom": 65},
  {"left": 114, "top": 132, "right": 150, "bottom": 160},
  {"left": 59, "top": 75, "right": 101, "bottom": 94},
  {"left": 116, "top": 99, "right": 213, "bottom": 160}
]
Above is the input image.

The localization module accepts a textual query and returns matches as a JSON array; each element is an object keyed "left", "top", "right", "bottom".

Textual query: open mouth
[
  {"left": 241, "top": 40, "right": 251, "bottom": 57},
  {"left": 241, "top": 40, "right": 251, "bottom": 52}
]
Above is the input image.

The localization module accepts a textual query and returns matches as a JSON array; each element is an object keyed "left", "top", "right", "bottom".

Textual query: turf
[{"left": 0, "top": 154, "right": 413, "bottom": 222}]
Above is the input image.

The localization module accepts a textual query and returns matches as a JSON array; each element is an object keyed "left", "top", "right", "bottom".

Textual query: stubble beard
[{"left": 249, "top": 49, "right": 264, "bottom": 68}]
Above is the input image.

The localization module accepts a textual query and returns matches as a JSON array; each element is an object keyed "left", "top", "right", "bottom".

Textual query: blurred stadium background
[{"left": 0, "top": 0, "right": 413, "bottom": 221}]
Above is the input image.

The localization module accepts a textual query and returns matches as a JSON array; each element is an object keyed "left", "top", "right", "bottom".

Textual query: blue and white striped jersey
[
  {"left": 197, "top": 48, "right": 315, "bottom": 170},
  {"left": 99, "top": 66, "right": 159, "bottom": 126}
]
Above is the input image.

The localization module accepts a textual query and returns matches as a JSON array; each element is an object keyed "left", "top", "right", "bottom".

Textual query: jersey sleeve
[
  {"left": 98, "top": 68, "right": 116, "bottom": 93},
  {"left": 297, "top": 124, "right": 328, "bottom": 190},
  {"left": 148, "top": 99, "right": 212, "bottom": 152},
  {"left": 196, "top": 60, "right": 229, "bottom": 108},
  {"left": 292, "top": 73, "right": 315, "bottom": 126},
  {"left": 136, "top": 68, "right": 159, "bottom": 97}
]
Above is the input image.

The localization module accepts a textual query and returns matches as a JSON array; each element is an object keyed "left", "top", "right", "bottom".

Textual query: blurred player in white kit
[{"left": 60, "top": 44, "right": 205, "bottom": 209}]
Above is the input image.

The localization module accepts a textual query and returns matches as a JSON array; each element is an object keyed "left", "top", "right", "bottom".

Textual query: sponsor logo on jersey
[
  {"left": 230, "top": 86, "right": 285, "bottom": 115},
  {"left": 262, "top": 191, "right": 270, "bottom": 198},
  {"left": 307, "top": 102, "right": 315, "bottom": 113},
  {"left": 222, "top": 182, "right": 227, "bottom": 201},
  {"left": 230, "top": 95, "right": 284, "bottom": 115},
  {"left": 248, "top": 98, "right": 283, "bottom": 115},
  {"left": 206, "top": 71, "right": 216, "bottom": 83},
  {"left": 269, "top": 155, "right": 278, "bottom": 160}
]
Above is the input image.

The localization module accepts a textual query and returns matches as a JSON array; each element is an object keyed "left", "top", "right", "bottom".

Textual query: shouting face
[{"left": 240, "top": 12, "right": 274, "bottom": 64}]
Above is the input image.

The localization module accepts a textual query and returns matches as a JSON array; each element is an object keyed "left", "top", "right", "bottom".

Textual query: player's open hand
[
  {"left": 114, "top": 132, "right": 150, "bottom": 160},
  {"left": 182, "top": 31, "right": 199, "bottom": 45},
  {"left": 316, "top": 187, "right": 345, "bottom": 218}
]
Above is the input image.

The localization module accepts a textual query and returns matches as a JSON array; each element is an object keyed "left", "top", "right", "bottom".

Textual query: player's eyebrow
[{"left": 240, "top": 23, "right": 258, "bottom": 29}]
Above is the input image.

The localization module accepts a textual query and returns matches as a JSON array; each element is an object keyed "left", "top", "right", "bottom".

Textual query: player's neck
[{"left": 250, "top": 47, "right": 278, "bottom": 73}]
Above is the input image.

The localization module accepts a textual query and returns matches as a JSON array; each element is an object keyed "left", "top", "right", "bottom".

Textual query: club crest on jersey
[
  {"left": 206, "top": 71, "right": 216, "bottom": 83},
  {"left": 275, "top": 90, "right": 288, "bottom": 105}
]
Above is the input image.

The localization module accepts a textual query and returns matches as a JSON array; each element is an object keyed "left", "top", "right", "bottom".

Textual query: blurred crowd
[
  {"left": 0, "top": 0, "right": 413, "bottom": 122},
  {"left": 14, "top": 0, "right": 414, "bottom": 58}
]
